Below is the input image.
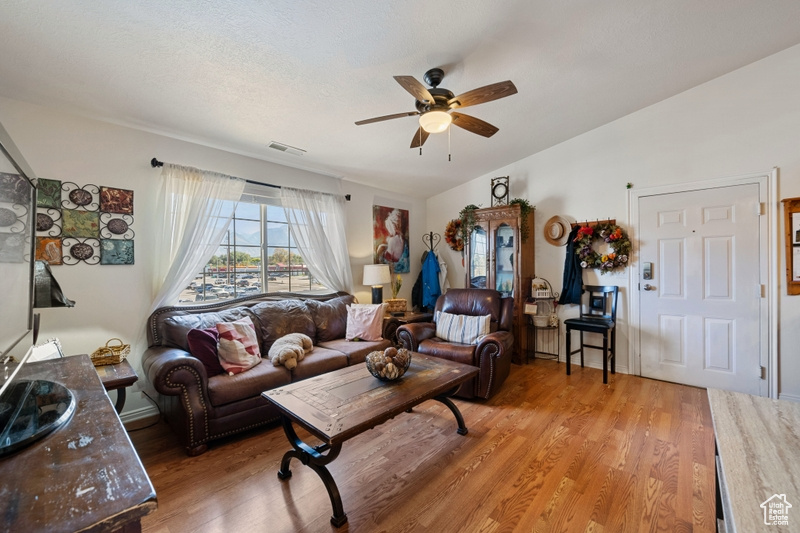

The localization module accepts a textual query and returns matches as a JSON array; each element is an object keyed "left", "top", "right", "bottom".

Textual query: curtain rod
[{"left": 150, "top": 158, "right": 350, "bottom": 201}]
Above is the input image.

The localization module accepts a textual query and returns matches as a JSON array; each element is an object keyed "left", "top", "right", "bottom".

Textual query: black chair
[{"left": 564, "top": 285, "right": 619, "bottom": 384}]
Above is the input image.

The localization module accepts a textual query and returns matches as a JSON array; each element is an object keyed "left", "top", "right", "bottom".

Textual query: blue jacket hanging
[{"left": 422, "top": 251, "right": 441, "bottom": 309}]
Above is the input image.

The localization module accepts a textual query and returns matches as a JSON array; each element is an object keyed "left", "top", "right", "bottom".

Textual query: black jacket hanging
[
  {"left": 558, "top": 225, "right": 583, "bottom": 305},
  {"left": 411, "top": 269, "right": 424, "bottom": 311}
]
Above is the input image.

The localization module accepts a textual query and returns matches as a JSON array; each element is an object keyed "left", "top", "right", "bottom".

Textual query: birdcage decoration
[{"left": 530, "top": 277, "right": 558, "bottom": 327}]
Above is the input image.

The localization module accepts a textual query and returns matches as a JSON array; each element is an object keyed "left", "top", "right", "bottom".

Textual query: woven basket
[
  {"left": 533, "top": 315, "right": 550, "bottom": 327},
  {"left": 384, "top": 298, "right": 407, "bottom": 314},
  {"left": 90, "top": 338, "right": 131, "bottom": 367}
]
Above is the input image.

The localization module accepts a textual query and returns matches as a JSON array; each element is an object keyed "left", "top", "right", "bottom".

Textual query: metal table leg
[
  {"left": 433, "top": 386, "right": 469, "bottom": 435},
  {"left": 277, "top": 415, "right": 347, "bottom": 527}
]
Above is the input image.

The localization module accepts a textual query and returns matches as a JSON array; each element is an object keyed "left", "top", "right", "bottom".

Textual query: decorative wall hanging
[
  {"left": 62, "top": 237, "right": 100, "bottom": 265},
  {"left": 35, "top": 237, "right": 62, "bottom": 265},
  {"left": 36, "top": 208, "right": 62, "bottom": 237},
  {"left": 373, "top": 205, "right": 409, "bottom": 273},
  {"left": 491, "top": 176, "right": 509, "bottom": 206},
  {"left": 61, "top": 182, "right": 99, "bottom": 211},
  {"left": 573, "top": 220, "right": 631, "bottom": 274},
  {"left": 62, "top": 209, "right": 99, "bottom": 238},
  {"left": 444, "top": 218, "right": 464, "bottom": 251},
  {"left": 100, "top": 186, "right": 133, "bottom": 214},
  {"left": 100, "top": 213, "right": 135, "bottom": 239},
  {"left": 35, "top": 178, "right": 134, "bottom": 265},
  {"left": 36, "top": 178, "right": 62, "bottom": 208},
  {"left": 100, "top": 239, "right": 134, "bottom": 265}
]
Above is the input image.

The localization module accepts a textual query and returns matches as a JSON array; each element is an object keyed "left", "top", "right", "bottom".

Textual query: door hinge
[
  {"left": 757, "top": 202, "right": 766, "bottom": 215},
  {"left": 760, "top": 366, "right": 767, "bottom": 380},
  {"left": 760, "top": 284, "right": 766, "bottom": 298}
]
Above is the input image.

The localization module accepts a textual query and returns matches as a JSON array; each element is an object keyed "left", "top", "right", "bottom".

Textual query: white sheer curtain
[
  {"left": 280, "top": 187, "right": 353, "bottom": 293},
  {"left": 150, "top": 163, "right": 245, "bottom": 311}
]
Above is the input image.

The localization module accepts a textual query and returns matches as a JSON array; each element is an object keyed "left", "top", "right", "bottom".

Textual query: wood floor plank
[{"left": 131, "top": 361, "right": 716, "bottom": 533}]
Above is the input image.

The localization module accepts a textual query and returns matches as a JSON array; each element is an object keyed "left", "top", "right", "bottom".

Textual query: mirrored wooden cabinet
[{"left": 465, "top": 204, "right": 535, "bottom": 363}]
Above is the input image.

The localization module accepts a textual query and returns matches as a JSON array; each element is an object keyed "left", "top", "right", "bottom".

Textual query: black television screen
[{"left": 0, "top": 120, "right": 37, "bottom": 398}]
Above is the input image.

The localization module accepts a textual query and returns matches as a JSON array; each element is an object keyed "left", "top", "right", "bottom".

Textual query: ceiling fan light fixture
[{"left": 419, "top": 110, "right": 452, "bottom": 133}]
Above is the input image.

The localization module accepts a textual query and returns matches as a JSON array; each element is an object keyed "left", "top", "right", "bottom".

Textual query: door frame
[{"left": 627, "top": 169, "right": 778, "bottom": 397}]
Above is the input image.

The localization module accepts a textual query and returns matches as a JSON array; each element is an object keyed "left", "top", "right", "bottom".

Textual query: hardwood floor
[{"left": 131, "top": 360, "right": 716, "bottom": 533}]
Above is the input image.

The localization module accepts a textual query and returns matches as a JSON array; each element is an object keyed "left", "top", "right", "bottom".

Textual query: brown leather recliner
[{"left": 396, "top": 288, "right": 514, "bottom": 399}]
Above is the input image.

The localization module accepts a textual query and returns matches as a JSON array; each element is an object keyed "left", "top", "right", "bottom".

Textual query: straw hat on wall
[{"left": 544, "top": 215, "right": 571, "bottom": 246}]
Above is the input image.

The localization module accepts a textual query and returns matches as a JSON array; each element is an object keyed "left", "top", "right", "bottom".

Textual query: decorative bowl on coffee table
[{"left": 365, "top": 347, "right": 412, "bottom": 381}]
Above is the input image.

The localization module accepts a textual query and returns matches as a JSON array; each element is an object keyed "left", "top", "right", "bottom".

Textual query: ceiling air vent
[{"left": 268, "top": 141, "right": 306, "bottom": 156}]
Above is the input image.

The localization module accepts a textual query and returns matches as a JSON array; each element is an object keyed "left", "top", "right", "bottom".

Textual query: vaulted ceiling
[{"left": 2, "top": 1, "right": 800, "bottom": 198}]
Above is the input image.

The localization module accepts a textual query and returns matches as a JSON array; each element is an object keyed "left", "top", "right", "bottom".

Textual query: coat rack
[
  {"left": 423, "top": 232, "right": 441, "bottom": 252},
  {"left": 571, "top": 218, "right": 617, "bottom": 228}
]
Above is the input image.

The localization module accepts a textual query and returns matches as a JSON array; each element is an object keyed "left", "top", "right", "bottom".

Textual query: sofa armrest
[
  {"left": 474, "top": 330, "right": 514, "bottom": 399},
  {"left": 475, "top": 330, "right": 514, "bottom": 355},
  {"left": 142, "top": 346, "right": 209, "bottom": 396},
  {"left": 396, "top": 322, "right": 436, "bottom": 352},
  {"left": 142, "top": 346, "right": 214, "bottom": 454}
]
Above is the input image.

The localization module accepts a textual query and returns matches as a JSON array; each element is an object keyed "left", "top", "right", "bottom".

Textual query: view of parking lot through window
[{"left": 178, "top": 202, "right": 328, "bottom": 304}]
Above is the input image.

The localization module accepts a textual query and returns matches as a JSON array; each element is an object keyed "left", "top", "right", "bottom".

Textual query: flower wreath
[
  {"left": 574, "top": 223, "right": 631, "bottom": 273},
  {"left": 444, "top": 219, "right": 464, "bottom": 252}
]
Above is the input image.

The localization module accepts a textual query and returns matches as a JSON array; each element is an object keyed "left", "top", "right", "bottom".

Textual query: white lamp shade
[
  {"left": 419, "top": 110, "right": 452, "bottom": 133},
  {"left": 363, "top": 264, "right": 391, "bottom": 286}
]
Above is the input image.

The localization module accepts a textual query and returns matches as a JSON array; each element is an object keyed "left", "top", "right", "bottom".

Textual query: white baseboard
[
  {"left": 778, "top": 392, "right": 800, "bottom": 403},
  {"left": 556, "top": 355, "right": 629, "bottom": 375},
  {"left": 120, "top": 404, "right": 159, "bottom": 425}
]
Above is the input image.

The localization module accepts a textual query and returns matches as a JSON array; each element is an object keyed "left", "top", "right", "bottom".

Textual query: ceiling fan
[{"left": 355, "top": 68, "right": 517, "bottom": 149}]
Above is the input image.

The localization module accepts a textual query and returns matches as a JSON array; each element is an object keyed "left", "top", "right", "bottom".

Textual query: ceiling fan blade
[
  {"left": 394, "top": 76, "right": 435, "bottom": 104},
  {"left": 410, "top": 127, "right": 430, "bottom": 148},
  {"left": 448, "top": 80, "right": 517, "bottom": 109},
  {"left": 450, "top": 112, "right": 499, "bottom": 138},
  {"left": 355, "top": 111, "right": 419, "bottom": 126}
]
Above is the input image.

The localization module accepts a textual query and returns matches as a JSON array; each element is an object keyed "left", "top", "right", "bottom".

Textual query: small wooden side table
[
  {"left": 95, "top": 358, "right": 139, "bottom": 413},
  {"left": 383, "top": 311, "right": 434, "bottom": 345}
]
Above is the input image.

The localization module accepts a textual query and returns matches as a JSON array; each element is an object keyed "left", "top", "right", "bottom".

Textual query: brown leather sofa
[
  {"left": 396, "top": 288, "right": 514, "bottom": 399},
  {"left": 142, "top": 291, "right": 392, "bottom": 455}
]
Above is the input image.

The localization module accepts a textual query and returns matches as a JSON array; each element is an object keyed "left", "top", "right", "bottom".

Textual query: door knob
[{"left": 643, "top": 284, "right": 655, "bottom": 291}]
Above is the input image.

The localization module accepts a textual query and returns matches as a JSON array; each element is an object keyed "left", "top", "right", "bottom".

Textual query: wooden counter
[
  {"left": 0, "top": 355, "right": 156, "bottom": 532},
  {"left": 708, "top": 388, "right": 800, "bottom": 532}
]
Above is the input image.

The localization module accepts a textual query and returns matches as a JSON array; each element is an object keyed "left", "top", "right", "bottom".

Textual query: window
[{"left": 178, "top": 198, "right": 329, "bottom": 304}]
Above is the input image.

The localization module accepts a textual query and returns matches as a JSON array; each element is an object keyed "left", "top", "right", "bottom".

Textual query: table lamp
[{"left": 363, "top": 264, "right": 391, "bottom": 304}]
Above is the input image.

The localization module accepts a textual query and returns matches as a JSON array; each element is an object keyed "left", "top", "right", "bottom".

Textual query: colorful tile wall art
[{"left": 35, "top": 180, "right": 134, "bottom": 265}]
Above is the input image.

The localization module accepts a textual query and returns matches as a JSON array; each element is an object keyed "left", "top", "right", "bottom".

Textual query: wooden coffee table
[{"left": 262, "top": 353, "right": 478, "bottom": 527}]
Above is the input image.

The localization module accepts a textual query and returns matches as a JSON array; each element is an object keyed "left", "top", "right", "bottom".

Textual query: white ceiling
[{"left": 2, "top": 1, "right": 800, "bottom": 198}]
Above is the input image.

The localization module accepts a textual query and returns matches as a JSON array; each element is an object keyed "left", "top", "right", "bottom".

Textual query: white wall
[
  {"left": 344, "top": 183, "right": 427, "bottom": 306},
  {"left": 428, "top": 43, "right": 800, "bottom": 401},
  {"left": 0, "top": 97, "right": 426, "bottom": 420}
]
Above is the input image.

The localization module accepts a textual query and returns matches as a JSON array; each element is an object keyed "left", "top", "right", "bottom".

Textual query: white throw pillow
[
  {"left": 345, "top": 304, "right": 385, "bottom": 341},
  {"left": 435, "top": 311, "right": 491, "bottom": 345}
]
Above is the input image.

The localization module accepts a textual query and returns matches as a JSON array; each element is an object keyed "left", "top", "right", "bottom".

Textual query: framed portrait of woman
[{"left": 373, "top": 205, "right": 409, "bottom": 273}]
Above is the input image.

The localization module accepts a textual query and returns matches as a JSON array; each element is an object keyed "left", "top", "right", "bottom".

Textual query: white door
[{"left": 638, "top": 184, "right": 765, "bottom": 395}]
